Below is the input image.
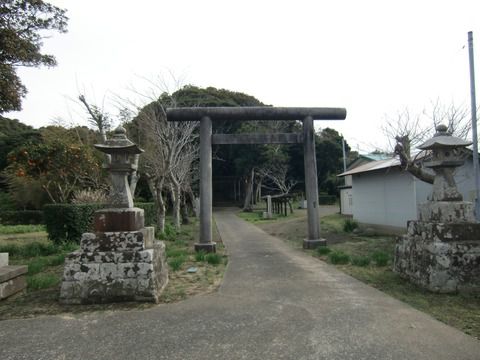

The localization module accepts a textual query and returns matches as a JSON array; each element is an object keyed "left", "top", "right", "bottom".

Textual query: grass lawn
[
  {"left": 0, "top": 218, "right": 227, "bottom": 320},
  {"left": 238, "top": 208, "right": 480, "bottom": 340}
]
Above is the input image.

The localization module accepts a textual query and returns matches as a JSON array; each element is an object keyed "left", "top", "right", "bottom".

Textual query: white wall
[
  {"left": 352, "top": 168, "right": 417, "bottom": 228},
  {"left": 340, "top": 188, "right": 353, "bottom": 215}
]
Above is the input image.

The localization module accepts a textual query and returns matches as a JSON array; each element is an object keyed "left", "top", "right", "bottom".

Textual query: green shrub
[
  {"left": 0, "top": 244, "right": 19, "bottom": 256},
  {"left": 195, "top": 250, "right": 206, "bottom": 262},
  {"left": 0, "top": 242, "right": 59, "bottom": 258},
  {"left": 43, "top": 203, "right": 104, "bottom": 244},
  {"left": 206, "top": 253, "right": 222, "bottom": 265},
  {"left": 0, "top": 192, "right": 15, "bottom": 211},
  {"left": 47, "top": 254, "right": 65, "bottom": 266},
  {"left": 61, "top": 242, "right": 79, "bottom": 253},
  {"left": 0, "top": 210, "right": 44, "bottom": 225},
  {"left": 372, "top": 251, "right": 389, "bottom": 266},
  {"left": 328, "top": 251, "right": 350, "bottom": 264},
  {"left": 27, "top": 258, "right": 48, "bottom": 275},
  {"left": 317, "top": 246, "right": 332, "bottom": 255},
  {"left": 351, "top": 256, "right": 371, "bottom": 267},
  {"left": 166, "top": 247, "right": 187, "bottom": 258},
  {"left": 22, "top": 242, "right": 58, "bottom": 257},
  {"left": 343, "top": 218, "right": 358, "bottom": 233},
  {"left": 318, "top": 195, "right": 337, "bottom": 205},
  {"left": 27, "top": 274, "right": 60, "bottom": 290},
  {"left": 0, "top": 224, "right": 45, "bottom": 234},
  {"left": 168, "top": 257, "right": 185, "bottom": 271},
  {"left": 158, "top": 223, "right": 178, "bottom": 241},
  {"left": 135, "top": 202, "right": 156, "bottom": 227}
]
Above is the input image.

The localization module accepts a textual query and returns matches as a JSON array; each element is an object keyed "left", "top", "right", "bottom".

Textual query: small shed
[
  {"left": 338, "top": 154, "right": 478, "bottom": 230},
  {"left": 339, "top": 153, "right": 391, "bottom": 216}
]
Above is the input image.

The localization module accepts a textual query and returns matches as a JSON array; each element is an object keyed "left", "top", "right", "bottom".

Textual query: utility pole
[
  {"left": 342, "top": 138, "right": 347, "bottom": 173},
  {"left": 468, "top": 31, "right": 480, "bottom": 221}
]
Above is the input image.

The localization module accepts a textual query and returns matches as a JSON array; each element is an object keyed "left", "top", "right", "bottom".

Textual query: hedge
[
  {"left": 135, "top": 202, "right": 156, "bottom": 226},
  {"left": 44, "top": 204, "right": 104, "bottom": 244},
  {"left": 318, "top": 195, "right": 337, "bottom": 205},
  {"left": 43, "top": 202, "right": 157, "bottom": 244},
  {"left": 0, "top": 210, "right": 44, "bottom": 225}
]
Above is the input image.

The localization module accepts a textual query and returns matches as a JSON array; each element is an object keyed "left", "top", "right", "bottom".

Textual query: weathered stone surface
[
  {"left": 418, "top": 201, "right": 475, "bottom": 223},
  {"left": 0, "top": 253, "right": 8, "bottom": 267},
  {"left": 0, "top": 265, "right": 27, "bottom": 283},
  {"left": 394, "top": 226, "right": 480, "bottom": 293},
  {"left": 0, "top": 266, "right": 27, "bottom": 300},
  {"left": 80, "top": 231, "right": 147, "bottom": 252},
  {"left": 0, "top": 274, "right": 26, "bottom": 300},
  {"left": 93, "top": 208, "right": 144, "bottom": 232},
  {"left": 407, "top": 221, "right": 480, "bottom": 242},
  {"left": 60, "top": 240, "right": 168, "bottom": 304}
]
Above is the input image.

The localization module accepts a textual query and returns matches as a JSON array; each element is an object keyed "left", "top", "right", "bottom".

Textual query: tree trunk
[
  {"left": 181, "top": 191, "right": 190, "bottom": 225},
  {"left": 170, "top": 180, "right": 181, "bottom": 230},
  {"left": 243, "top": 168, "right": 255, "bottom": 211},
  {"left": 147, "top": 176, "right": 166, "bottom": 234},
  {"left": 129, "top": 154, "right": 140, "bottom": 197}
]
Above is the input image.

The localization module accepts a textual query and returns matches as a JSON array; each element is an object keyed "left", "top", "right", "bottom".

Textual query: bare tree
[
  {"left": 131, "top": 96, "right": 198, "bottom": 232},
  {"left": 384, "top": 101, "right": 472, "bottom": 184}
]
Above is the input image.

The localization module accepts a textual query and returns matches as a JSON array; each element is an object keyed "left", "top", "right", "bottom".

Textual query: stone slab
[
  {"left": 407, "top": 221, "right": 480, "bottom": 242},
  {"left": 0, "top": 265, "right": 28, "bottom": 283},
  {"left": 418, "top": 201, "right": 475, "bottom": 223},
  {"left": 94, "top": 207, "right": 144, "bottom": 232},
  {"left": 0, "top": 253, "right": 8, "bottom": 267},
  {"left": 0, "top": 274, "right": 26, "bottom": 300}
]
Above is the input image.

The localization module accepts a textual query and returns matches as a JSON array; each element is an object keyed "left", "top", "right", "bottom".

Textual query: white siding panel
[
  {"left": 352, "top": 169, "right": 417, "bottom": 228},
  {"left": 340, "top": 188, "right": 353, "bottom": 215}
]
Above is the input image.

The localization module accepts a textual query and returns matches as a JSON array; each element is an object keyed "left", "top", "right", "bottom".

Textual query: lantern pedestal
[
  {"left": 60, "top": 224, "right": 168, "bottom": 304},
  {"left": 394, "top": 201, "right": 480, "bottom": 293}
]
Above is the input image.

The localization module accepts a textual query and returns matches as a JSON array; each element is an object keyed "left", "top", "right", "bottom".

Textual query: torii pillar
[{"left": 167, "top": 107, "right": 347, "bottom": 252}]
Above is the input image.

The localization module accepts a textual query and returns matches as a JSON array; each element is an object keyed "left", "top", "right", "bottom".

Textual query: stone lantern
[
  {"left": 394, "top": 124, "right": 480, "bottom": 293},
  {"left": 93, "top": 126, "right": 144, "bottom": 232},
  {"left": 94, "top": 125, "right": 143, "bottom": 209},
  {"left": 59, "top": 126, "right": 168, "bottom": 304},
  {"left": 418, "top": 124, "right": 472, "bottom": 202}
]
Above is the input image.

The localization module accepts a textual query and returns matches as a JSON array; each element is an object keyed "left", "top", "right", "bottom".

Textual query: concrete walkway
[{"left": 1, "top": 208, "right": 479, "bottom": 360}]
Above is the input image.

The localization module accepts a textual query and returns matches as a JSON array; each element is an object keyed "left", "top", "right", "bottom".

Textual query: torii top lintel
[{"left": 166, "top": 107, "right": 347, "bottom": 122}]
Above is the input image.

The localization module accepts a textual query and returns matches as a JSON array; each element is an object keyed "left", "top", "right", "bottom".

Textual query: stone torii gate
[{"left": 167, "top": 107, "right": 347, "bottom": 252}]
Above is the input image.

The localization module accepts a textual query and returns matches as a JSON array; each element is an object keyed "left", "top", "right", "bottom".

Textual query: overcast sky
[{"left": 5, "top": 0, "right": 480, "bottom": 153}]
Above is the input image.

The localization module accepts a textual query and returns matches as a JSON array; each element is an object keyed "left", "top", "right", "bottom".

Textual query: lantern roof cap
[
  {"left": 418, "top": 124, "right": 472, "bottom": 150},
  {"left": 94, "top": 126, "right": 143, "bottom": 154}
]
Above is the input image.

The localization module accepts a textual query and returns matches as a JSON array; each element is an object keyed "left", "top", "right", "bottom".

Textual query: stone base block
[
  {"left": 94, "top": 208, "right": 145, "bottom": 232},
  {"left": 418, "top": 201, "right": 475, "bottom": 223},
  {"left": 60, "top": 230, "right": 168, "bottom": 304},
  {"left": 303, "top": 239, "right": 327, "bottom": 249},
  {"left": 194, "top": 242, "right": 217, "bottom": 253},
  {"left": 0, "top": 253, "right": 8, "bottom": 267},
  {"left": 0, "top": 265, "right": 27, "bottom": 300},
  {"left": 80, "top": 227, "right": 154, "bottom": 253},
  {"left": 394, "top": 223, "right": 480, "bottom": 293}
]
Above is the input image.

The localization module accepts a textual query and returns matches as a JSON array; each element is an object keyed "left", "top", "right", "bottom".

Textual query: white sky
[{"left": 5, "top": 0, "right": 480, "bottom": 153}]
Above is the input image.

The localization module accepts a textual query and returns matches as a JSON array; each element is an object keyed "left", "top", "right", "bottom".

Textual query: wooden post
[
  {"left": 302, "top": 116, "right": 326, "bottom": 248},
  {"left": 195, "top": 116, "right": 216, "bottom": 253}
]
